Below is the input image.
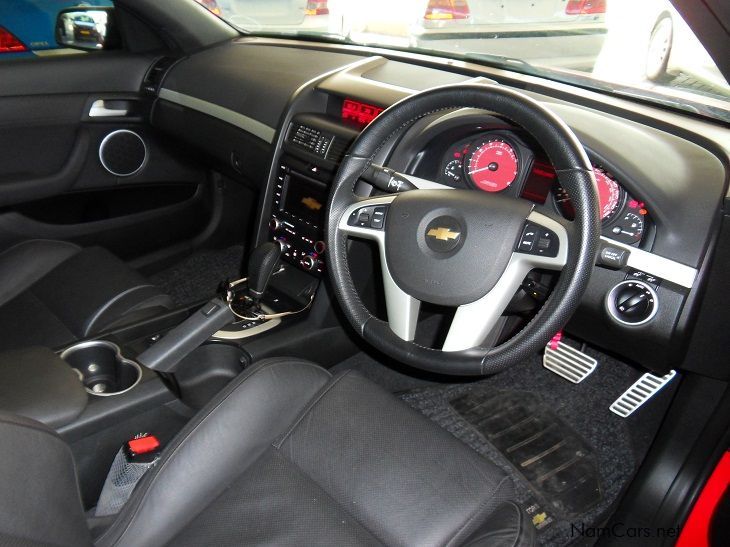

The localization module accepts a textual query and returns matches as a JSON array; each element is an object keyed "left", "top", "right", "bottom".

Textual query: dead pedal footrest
[
  {"left": 609, "top": 370, "right": 676, "bottom": 418},
  {"left": 543, "top": 340, "right": 598, "bottom": 384}
]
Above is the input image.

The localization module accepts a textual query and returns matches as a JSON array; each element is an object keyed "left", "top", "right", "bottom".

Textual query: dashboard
[{"left": 149, "top": 39, "right": 729, "bottom": 373}]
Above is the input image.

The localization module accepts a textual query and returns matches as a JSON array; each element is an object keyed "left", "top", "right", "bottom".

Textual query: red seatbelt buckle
[{"left": 125, "top": 434, "right": 160, "bottom": 461}]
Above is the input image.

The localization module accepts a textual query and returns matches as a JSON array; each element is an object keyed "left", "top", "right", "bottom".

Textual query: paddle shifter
[{"left": 137, "top": 242, "right": 281, "bottom": 374}]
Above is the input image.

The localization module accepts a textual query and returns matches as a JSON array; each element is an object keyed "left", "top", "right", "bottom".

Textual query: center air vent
[{"left": 326, "top": 137, "right": 352, "bottom": 163}]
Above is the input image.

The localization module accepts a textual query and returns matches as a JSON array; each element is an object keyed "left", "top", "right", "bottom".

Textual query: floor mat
[
  {"left": 150, "top": 245, "right": 244, "bottom": 307},
  {"left": 395, "top": 346, "right": 672, "bottom": 546},
  {"left": 450, "top": 390, "right": 602, "bottom": 518}
]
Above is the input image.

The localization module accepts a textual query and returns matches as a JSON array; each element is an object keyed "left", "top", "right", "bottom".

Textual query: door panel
[{"left": 0, "top": 52, "right": 217, "bottom": 264}]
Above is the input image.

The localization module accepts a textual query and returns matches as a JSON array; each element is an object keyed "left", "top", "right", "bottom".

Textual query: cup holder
[{"left": 61, "top": 341, "right": 142, "bottom": 397}]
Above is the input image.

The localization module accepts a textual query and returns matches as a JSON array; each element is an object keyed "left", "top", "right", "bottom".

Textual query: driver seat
[{"left": 0, "top": 358, "right": 535, "bottom": 547}]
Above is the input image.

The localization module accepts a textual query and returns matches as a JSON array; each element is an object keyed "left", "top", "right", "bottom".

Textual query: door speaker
[{"left": 99, "top": 130, "right": 147, "bottom": 177}]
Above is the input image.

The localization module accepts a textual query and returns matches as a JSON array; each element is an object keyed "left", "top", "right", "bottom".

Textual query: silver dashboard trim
[
  {"left": 601, "top": 236, "right": 697, "bottom": 289},
  {"left": 158, "top": 88, "right": 276, "bottom": 144}
]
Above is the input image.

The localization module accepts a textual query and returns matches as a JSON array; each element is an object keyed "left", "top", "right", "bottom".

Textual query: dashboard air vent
[
  {"left": 142, "top": 56, "right": 177, "bottom": 95},
  {"left": 326, "top": 137, "right": 352, "bottom": 164}
]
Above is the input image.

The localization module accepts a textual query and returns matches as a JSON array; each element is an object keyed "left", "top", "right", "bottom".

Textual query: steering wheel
[{"left": 326, "top": 84, "right": 600, "bottom": 376}]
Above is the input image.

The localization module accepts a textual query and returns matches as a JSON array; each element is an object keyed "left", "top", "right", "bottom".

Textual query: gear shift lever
[{"left": 246, "top": 241, "right": 281, "bottom": 303}]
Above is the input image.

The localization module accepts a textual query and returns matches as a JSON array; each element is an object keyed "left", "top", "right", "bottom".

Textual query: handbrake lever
[{"left": 136, "top": 297, "right": 234, "bottom": 374}]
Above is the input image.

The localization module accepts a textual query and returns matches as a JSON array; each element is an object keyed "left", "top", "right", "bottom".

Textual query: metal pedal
[
  {"left": 543, "top": 341, "right": 598, "bottom": 384},
  {"left": 610, "top": 370, "right": 677, "bottom": 418}
]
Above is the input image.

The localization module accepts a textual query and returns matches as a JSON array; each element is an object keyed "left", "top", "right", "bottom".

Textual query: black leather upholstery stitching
[
  {"left": 0, "top": 238, "right": 81, "bottom": 258},
  {"left": 83, "top": 284, "right": 158, "bottom": 336},
  {"left": 0, "top": 413, "right": 65, "bottom": 441},
  {"left": 510, "top": 501, "right": 528, "bottom": 547},
  {"left": 272, "top": 369, "right": 354, "bottom": 448},
  {"left": 445, "top": 474, "right": 512, "bottom": 547},
  {"left": 0, "top": 412, "right": 89, "bottom": 533},
  {"left": 276, "top": 451, "right": 389, "bottom": 545}
]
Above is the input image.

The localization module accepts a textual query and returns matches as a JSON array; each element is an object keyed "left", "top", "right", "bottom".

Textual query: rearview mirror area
[{"left": 56, "top": 7, "right": 119, "bottom": 51}]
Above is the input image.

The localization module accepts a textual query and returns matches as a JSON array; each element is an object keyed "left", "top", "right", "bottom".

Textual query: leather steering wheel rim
[{"left": 326, "top": 84, "right": 600, "bottom": 376}]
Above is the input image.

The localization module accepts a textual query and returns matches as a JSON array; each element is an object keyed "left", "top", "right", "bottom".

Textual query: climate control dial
[
  {"left": 269, "top": 217, "right": 283, "bottom": 232},
  {"left": 313, "top": 240, "right": 326, "bottom": 254},
  {"left": 300, "top": 255, "right": 322, "bottom": 272}
]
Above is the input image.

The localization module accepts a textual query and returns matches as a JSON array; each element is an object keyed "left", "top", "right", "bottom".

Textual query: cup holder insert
[{"left": 61, "top": 341, "right": 142, "bottom": 396}]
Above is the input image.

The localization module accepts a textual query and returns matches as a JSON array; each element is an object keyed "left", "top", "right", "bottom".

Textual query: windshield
[{"left": 203, "top": 0, "right": 730, "bottom": 122}]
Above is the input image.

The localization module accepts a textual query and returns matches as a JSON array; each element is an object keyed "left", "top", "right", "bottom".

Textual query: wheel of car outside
[
  {"left": 646, "top": 14, "right": 673, "bottom": 82},
  {"left": 326, "top": 84, "right": 601, "bottom": 376}
]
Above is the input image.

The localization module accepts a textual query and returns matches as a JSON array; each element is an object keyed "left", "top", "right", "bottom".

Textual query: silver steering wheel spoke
[
  {"left": 338, "top": 194, "right": 421, "bottom": 341},
  {"left": 442, "top": 210, "right": 568, "bottom": 352}
]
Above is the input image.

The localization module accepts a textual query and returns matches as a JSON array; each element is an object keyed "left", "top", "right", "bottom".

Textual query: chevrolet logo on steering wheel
[
  {"left": 424, "top": 218, "right": 464, "bottom": 253},
  {"left": 427, "top": 227, "right": 460, "bottom": 241}
]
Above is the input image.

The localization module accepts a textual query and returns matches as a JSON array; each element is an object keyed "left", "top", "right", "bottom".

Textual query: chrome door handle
[{"left": 89, "top": 99, "right": 130, "bottom": 117}]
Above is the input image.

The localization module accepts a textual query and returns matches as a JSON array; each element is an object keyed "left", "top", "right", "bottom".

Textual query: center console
[{"left": 267, "top": 113, "right": 359, "bottom": 276}]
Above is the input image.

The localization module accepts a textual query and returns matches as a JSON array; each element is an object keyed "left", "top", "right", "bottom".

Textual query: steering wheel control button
[
  {"left": 517, "top": 223, "right": 558, "bottom": 258},
  {"left": 606, "top": 280, "right": 658, "bottom": 326},
  {"left": 518, "top": 224, "right": 537, "bottom": 252},
  {"left": 370, "top": 207, "right": 387, "bottom": 229},
  {"left": 425, "top": 216, "right": 463, "bottom": 252},
  {"left": 597, "top": 243, "right": 629, "bottom": 269},
  {"left": 347, "top": 205, "right": 389, "bottom": 230}
]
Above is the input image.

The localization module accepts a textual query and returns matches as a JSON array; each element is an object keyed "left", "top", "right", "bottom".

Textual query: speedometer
[
  {"left": 466, "top": 138, "right": 519, "bottom": 192},
  {"left": 553, "top": 166, "right": 624, "bottom": 223},
  {"left": 594, "top": 168, "right": 622, "bottom": 222}
]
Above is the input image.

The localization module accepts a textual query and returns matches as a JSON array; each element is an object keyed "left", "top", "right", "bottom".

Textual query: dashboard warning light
[{"left": 639, "top": 208, "right": 648, "bottom": 215}]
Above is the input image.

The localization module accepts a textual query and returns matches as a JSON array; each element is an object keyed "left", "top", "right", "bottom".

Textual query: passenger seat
[{"left": 0, "top": 240, "right": 174, "bottom": 351}]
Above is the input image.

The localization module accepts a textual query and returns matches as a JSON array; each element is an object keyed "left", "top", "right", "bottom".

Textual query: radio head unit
[{"left": 269, "top": 160, "right": 329, "bottom": 275}]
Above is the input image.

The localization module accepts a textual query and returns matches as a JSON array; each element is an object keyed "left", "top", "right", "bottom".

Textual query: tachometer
[{"left": 466, "top": 138, "right": 519, "bottom": 192}]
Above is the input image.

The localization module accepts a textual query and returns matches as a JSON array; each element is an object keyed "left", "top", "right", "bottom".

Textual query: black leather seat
[
  {"left": 0, "top": 240, "right": 173, "bottom": 351},
  {"left": 0, "top": 358, "right": 535, "bottom": 547}
]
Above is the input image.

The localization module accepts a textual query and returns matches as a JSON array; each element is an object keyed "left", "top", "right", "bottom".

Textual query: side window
[{"left": 0, "top": 0, "right": 114, "bottom": 59}]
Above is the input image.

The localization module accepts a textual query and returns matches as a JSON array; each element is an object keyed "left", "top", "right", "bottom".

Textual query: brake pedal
[
  {"left": 543, "top": 339, "right": 597, "bottom": 384},
  {"left": 610, "top": 370, "right": 677, "bottom": 418}
]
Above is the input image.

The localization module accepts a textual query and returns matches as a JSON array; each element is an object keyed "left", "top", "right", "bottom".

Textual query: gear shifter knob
[{"left": 247, "top": 242, "right": 281, "bottom": 301}]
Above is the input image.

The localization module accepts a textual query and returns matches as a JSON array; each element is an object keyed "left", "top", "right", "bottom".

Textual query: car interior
[{"left": 0, "top": 0, "right": 728, "bottom": 546}]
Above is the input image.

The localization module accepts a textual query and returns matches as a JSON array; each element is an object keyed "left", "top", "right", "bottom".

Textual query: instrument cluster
[{"left": 437, "top": 130, "right": 649, "bottom": 246}]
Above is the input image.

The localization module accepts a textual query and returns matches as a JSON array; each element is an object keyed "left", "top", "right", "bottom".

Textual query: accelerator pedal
[
  {"left": 543, "top": 334, "right": 597, "bottom": 384},
  {"left": 609, "top": 370, "right": 677, "bottom": 418}
]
